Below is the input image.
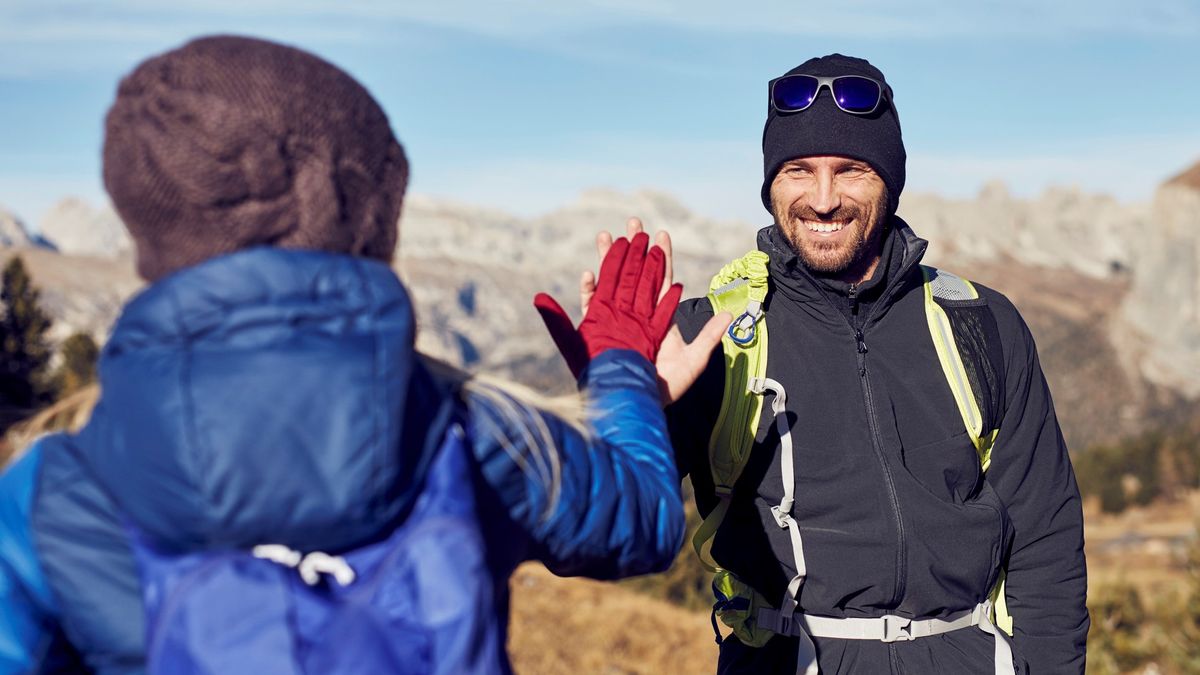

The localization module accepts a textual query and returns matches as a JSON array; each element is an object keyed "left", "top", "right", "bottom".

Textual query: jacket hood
[{"left": 77, "top": 247, "right": 452, "bottom": 553}]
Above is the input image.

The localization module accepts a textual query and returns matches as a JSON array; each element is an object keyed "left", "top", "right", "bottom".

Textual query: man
[{"left": 663, "top": 54, "right": 1089, "bottom": 674}]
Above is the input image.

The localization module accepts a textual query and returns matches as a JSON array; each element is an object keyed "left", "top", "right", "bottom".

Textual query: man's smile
[{"left": 802, "top": 220, "right": 852, "bottom": 235}]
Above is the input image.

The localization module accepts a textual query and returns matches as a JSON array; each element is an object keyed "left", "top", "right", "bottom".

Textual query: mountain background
[
  {"left": 3, "top": 163, "right": 1200, "bottom": 673},
  {"left": 3, "top": 2, "right": 1199, "bottom": 670},
  {"left": 3, "top": 160, "right": 1198, "bottom": 452}
]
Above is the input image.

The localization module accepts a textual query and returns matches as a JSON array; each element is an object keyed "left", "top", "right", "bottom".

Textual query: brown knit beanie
[{"left": 103, "top": 35, "right": 408, "bottom": 281}]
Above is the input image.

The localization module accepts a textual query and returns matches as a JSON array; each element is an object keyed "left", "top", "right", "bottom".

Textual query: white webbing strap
[
  {"left": 799, "top": 604, "right": 981, "bottom": 641},
  {"left": 748, "top": 376, "right": 817, "bottom": 675},
  {"left": 978, "top": 600, "right": 1018, "bottom": 675},
  {"left": 761, "top": 601, "right": 1016, "bottom": 674},
  {"left": 252, "top": 545, "right": 357, "bottom": 587}
]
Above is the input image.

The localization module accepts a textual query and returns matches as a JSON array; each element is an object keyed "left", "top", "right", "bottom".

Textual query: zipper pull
[
  {"left": 855, "top": 329, "right": 868, "bottom": 354},
  {"left": 848, "top": 284, "right": 859, "bottom": 316}
]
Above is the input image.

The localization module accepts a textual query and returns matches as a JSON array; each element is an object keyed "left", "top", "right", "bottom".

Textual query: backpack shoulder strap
[
  {"left": 920, "top": 265, "right": 1015, "bottom": 637},
  {"left": 691, "top": 251, "right": 771, "bottom": 571},
  {"left": 919, "top": 265, "right": 1007, "bottom": 472},
  {"left": 705, "top": 250, "right": 772, "bottom": 485}
]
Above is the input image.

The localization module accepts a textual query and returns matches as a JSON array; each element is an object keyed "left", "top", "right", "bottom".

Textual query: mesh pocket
[{"left": 937, "top": 300, "right": 1005, "bottom": 434}]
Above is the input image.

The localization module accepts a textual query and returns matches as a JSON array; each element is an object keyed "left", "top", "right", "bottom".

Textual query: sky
[{"left": 2, "top": 0, "right": 1200, "bottom": 228}]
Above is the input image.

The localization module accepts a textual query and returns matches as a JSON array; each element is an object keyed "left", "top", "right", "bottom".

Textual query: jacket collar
[
  {"left": 756, "top": 216, "right": 929, "bottom": 319},
  {"left": 105, "top": 247, "right": 412, "bottom": 353}
]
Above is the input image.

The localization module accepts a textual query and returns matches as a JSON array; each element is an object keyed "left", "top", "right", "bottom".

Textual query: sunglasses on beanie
[{"left": 770, "top": 74, "right": 890, "bottom": 115}]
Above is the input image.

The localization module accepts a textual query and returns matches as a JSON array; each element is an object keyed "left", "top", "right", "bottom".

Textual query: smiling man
[
  {"left": 771, "top": 155, "right": 889, "bottom": 280},
  {"left": 665, "top": 54, "right": 1089, "bottom": 674}
]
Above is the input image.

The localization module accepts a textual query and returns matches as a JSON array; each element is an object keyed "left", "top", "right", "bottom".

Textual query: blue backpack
[{"left": 125, "top": 421, "right": 503, "bottom": 675}]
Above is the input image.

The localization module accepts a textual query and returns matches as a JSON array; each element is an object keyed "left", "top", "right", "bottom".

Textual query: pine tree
[
  {"left": 0, "top": 256, "right": 53, "bottom": 410},
  {"left": 52, "top": 331, "right": 99, "bottom": 398}
]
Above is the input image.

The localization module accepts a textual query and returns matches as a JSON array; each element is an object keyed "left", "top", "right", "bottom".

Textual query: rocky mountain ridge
[
  {"left": 3, "top": 161, "right": 1198, "bottom": 448},
  {"left": 37, "top": 198, "right": 131, "bottom": 259},
  {"left": 0, "top": 209, "right": 34, "bottom": 249},
  {"left": 1119, "top": 177, "right": 1200, "bottom": 400},
  {"left": 901, "top": 182, "right": 1144, "bottom": 280}
]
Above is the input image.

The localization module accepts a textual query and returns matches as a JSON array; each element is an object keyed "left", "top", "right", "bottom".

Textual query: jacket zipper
[
  {"left": 848, "top": 283, "right": 909, "bottom": 608},
  {"left": 784, "top": 236, "right": 925, "bottom": 611}
]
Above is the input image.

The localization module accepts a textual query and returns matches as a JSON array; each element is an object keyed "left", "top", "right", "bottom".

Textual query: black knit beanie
[
  {"left": 760, "top": 54, "right": 905, "bottom": 216},
  {"left": 104, "top": 35, "right": 408, "bottom": 282}
]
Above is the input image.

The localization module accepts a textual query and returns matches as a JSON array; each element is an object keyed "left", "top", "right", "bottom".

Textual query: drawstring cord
[{"left": 252, "top": 544, "right": 357, "bottom": 587}]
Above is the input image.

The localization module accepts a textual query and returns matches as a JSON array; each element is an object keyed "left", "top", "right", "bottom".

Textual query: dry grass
[
  {"left": 1084, "top": 490, "right": 1199, "bottom": 600},
  {"left": 508, "top": 563, "right": 718, "bottom": 674},
  {"left": 504, "top": 491, "right": 1200, "bottom": 675}
]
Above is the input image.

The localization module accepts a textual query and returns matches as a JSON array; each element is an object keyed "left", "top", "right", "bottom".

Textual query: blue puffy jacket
[{"left": 0, "top": 248, "right": 684, "bottom": 674}]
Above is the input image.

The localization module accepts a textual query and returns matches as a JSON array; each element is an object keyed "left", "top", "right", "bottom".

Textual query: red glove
[{"left": 535, "top": 232, "right": 683, "bottom": 378}]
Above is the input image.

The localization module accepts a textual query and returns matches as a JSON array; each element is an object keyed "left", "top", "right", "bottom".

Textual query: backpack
[
  {"left": 125, "top": 412, "right": 503, "bottom": 674},
  {"left": 697, "top": 252, "right": 1012, "bottom": 649}
]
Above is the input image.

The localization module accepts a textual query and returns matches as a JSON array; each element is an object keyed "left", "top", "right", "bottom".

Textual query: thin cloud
[
  {"left": 407, "top": 132, "right": 1200, "bottom": 226},
  {"left": 5, "top": 1, "right": 1197, "bottom": 46},
  {"left": 0, "top": 12, "right": 373, "bottom": 77},
  {"left": 908, "top": 133, "right": 1200, "bottom": 201},
  {"left": 4, "top": 132, "right": 1195, "bottom": 229},
  {"left": 3, "top": 2, "right": 1196, "bottom": 77},
  {"left": 617, "top": 0, "right": 1200, "bottom": 38},
  {"left": 410, "top": 136, "right": 763, "bottom": 222}
]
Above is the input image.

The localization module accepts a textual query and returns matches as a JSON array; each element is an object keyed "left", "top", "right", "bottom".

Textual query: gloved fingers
[
  {"left": 533, "top": 292, "right": 588, "bottom": 378},
  {"left": 649, "top": 282, "right": 684, "bottom": 343},
  {"left": 633, "top": 245, "right": 666, "bottom": 318},
  {"left": 594, "top": 236, "right": 630, "bottom": 304},
  {"left": 615, "top": 231, "right": 649, "bottom": 312}
]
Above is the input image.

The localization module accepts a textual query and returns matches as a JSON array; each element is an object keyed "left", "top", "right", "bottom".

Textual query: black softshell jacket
[{"left": 669, "top": 220, "right": 1088, "bottom": 674}]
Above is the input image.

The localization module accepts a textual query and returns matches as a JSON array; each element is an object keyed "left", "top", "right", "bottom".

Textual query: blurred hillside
[
  {"left": 4, "top": 160, "right": 1200, "bottom": 673},
  {"left": 3, "top": 159, "right": 1199, "bottom": 449}
]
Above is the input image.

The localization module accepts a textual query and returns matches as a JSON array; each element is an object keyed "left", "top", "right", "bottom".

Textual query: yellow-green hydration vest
[{"left": 698, "top": 251, "right": 1014, "bottom": 648}]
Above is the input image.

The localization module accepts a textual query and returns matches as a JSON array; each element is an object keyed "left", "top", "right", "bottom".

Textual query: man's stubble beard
[{"left": 773, "top": 192, "right": 890, "bottom": 279}]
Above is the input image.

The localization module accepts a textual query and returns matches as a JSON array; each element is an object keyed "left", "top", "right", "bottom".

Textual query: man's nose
[{"left": 807, "top": 170, "right": 842, "bottom": 215}]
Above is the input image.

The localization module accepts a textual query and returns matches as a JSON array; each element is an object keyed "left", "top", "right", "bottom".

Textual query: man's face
[{"left": 769, "top": 155, "right": 889, "bottom": 282}]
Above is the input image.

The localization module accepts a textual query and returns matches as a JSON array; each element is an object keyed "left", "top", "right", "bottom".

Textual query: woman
[{"left": 0, "top": 35, "right": 727, "bottom": 674}]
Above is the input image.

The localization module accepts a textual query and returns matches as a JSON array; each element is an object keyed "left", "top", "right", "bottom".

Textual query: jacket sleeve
[
  {"left": 466, "top": 349, "right": 684, "bottom": 580},
  {"left": 0, "top": 443, "right": 59, "bottom": 674},
  {"left": 985, "top": 297, "right": 1089, "bottom": 673}
]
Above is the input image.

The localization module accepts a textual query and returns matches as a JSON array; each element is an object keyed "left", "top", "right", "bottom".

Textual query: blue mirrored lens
[
  {"left": 772, "top": 75, "right": 819, "bottom": 112},
  {"left": 831, "top": 76, "right": 882, "bottom": 113}
]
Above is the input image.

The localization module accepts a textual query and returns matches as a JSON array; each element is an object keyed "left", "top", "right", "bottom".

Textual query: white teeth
[{"left": 805, "top": 221, "right": 847, "bottom": 233}]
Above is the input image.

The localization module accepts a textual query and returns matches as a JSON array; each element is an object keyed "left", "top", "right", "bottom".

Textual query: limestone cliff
[
  {"left": 1118, "top": 162, "right": 1200, "bottom": 397},
  {"left": 37, "top": 198, "right": 131, "bottom": 259}
]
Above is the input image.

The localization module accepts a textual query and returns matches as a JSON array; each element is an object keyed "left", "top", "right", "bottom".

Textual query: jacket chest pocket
[{"left": 900, "top": 430, "right": 983, "bottom": 504}]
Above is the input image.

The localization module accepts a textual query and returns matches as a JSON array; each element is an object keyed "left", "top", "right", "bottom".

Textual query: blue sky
[{"left": 2, "top": 1, "right": 1199, "bottom": 227}]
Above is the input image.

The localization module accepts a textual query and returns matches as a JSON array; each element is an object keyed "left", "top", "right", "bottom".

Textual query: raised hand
[
  {"left": 537, "top": 218, "right": 730, "bottom": 405},
  {"left": 534, "top": 232, "right": 681, "bottom": 379},
  {"left": 580, "top": 218, "right": 672, "bottom": 317},
  {"left": 654, "top": 319, "right": 728, "bottom": 405}
]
